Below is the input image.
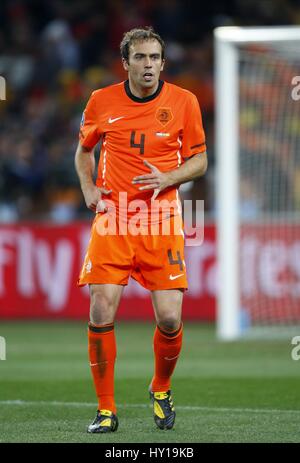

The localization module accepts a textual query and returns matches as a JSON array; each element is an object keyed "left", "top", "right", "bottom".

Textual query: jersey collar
[{"left": 124, "top": 80, "right": 164, "bottom": 103}]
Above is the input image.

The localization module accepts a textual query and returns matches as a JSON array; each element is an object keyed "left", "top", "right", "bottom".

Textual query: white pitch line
[{"left": 0, "top": 400, "right": 300, "bottom": 415}]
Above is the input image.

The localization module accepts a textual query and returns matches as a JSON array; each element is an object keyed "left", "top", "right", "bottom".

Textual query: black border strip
[
  {"left": 88, "top": 323, "right": 114, "bottom": 334},
  {"left": 190, "top": 142, "right": 206, "bottom": 150},
  {"left": 124, "top": 79, "right": 164, "bottom": 103},
  {"left": 157, "top": 323, "right": 182, "bottom": 338}
]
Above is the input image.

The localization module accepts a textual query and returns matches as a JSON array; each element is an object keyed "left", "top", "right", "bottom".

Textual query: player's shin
[
  {"left": 151, "top": 323, "right": 183, "bottom": 392},
  {"left": 88, "top": 322, "right": 117, "bottom": 414}
]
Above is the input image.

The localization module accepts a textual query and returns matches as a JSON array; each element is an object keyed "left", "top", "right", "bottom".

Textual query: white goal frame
[{"left": 214, "top": 26, "right": 300, "bottom": 340}]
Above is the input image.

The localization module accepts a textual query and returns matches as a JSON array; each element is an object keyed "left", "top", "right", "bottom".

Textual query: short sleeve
[
  {"left": 79, "top": 92, "right": 101, "bottom": 149},
  {"left": 181, "top": 93, "right": 206, "bottom": 160}
]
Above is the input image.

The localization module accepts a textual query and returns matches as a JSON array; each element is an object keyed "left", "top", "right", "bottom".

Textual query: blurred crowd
[{"left": 0, "top": 0, "right": 300, "bottom": 222}]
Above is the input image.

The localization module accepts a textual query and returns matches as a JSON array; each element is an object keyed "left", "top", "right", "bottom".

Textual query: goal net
[{"left": 215, "top": 27, "right": 300, "bottom": 339}]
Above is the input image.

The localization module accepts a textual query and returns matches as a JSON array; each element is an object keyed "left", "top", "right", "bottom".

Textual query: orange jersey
[{"left": 79, "top": 80, "right": 206, "bottom": 222}]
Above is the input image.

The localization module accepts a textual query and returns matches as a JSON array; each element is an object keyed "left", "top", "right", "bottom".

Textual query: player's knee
[
  {"left": 158, "top": 315, "right": 181, "bottom": 332},
  {"left": 90, "top": 291, "right": 115, "bottom": 325}
]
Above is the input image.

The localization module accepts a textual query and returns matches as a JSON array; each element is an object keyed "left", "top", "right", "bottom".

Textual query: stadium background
[{"left": 1, "top": 0, "right": 300, "bottom": 444}]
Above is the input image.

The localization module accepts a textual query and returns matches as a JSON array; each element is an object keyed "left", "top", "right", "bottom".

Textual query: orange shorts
[{"left": 78, "top": 213, "right": 188, "bottom": 291}]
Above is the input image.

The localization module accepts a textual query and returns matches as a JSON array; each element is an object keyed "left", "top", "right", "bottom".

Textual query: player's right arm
[
  {"left": 75, "top": 91, "right": 111, "bottom": 212},
  {"left": 75, "top": 142, "right": 111, "bottom": 212}
]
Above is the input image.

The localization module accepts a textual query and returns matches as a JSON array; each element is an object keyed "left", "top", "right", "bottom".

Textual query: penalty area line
[{"left": 0, "top": 400, "right": 300, "bottom": 415}]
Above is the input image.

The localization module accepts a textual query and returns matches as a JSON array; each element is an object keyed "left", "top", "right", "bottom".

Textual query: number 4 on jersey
[{"left": 130, "top": 131, "right": 145, "bottom": 155}]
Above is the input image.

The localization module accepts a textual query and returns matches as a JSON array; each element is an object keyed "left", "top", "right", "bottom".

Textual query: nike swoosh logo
[
  {"left": 108, "top": 116, "right": 124, "bottom": 123},
  {"left": 90, "top": 361, "right": 108, "bottom": 367},
  {"left": 169, "top": 273, "right": 184, "bottom": 280},
  {"left": 164, "top": 355, "right": 179, "bottom": 361}
]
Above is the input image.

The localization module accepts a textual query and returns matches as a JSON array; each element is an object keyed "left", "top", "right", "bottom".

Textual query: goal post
[{"left": 214, "top": 26, "right": 300, "bottom": 340}]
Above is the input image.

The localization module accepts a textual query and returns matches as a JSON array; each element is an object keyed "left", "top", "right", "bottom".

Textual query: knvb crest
[{"left": 156, "top": 107, "right": 173, "bottom": 126}]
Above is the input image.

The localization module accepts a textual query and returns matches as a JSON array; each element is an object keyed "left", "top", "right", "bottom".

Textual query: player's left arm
[
  {"left": 166, "top": 151, "right": 208, "bottom": 186},
  {"left": 132, "top": 152, "right": 207, "bottom": 200}
]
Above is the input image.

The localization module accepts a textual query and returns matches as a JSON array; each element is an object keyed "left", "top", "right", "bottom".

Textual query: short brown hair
[{"left": 120, "top": 26, "right": 165, "bottom": 62}]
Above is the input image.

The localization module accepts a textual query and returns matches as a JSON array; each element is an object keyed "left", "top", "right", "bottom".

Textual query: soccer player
[{"left": 75, "top": 27, "right": 207, "bottom": 433}]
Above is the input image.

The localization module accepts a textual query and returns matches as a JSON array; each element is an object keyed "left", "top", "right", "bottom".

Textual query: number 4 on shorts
[{"left": 167, "top": 249, "right": 183, "bottom": 271}]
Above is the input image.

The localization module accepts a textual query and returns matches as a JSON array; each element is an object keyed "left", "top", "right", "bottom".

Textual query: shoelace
[
  {"left": 155, "top": 393, "right": 174, "bottom": 413},
  {"left": 93, "top": 410, "right": 112, "bottom": 424}
]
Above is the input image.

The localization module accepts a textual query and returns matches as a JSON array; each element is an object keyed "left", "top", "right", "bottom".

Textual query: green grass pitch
[{"left": 0, "top": 321, "right": 300, "bottom": 443}]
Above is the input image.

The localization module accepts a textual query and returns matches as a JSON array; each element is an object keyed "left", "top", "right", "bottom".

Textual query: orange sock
[
  {"left": 151, "top": 323, "right": 183, "bottom": 392},
  {"left": 88, "top": 322, "right": 117, "bottom": 414}
]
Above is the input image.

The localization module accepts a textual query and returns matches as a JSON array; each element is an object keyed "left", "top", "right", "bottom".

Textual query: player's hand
[
  {"left": 132, "top": 160, "right": 171, "bottom": 201},
  {"left": 82, "top": 184, "right": 112, "bottom": 212}
]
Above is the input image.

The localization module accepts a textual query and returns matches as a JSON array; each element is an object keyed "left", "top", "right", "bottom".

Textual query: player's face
[{"left": 123, "top": 39, "right": 165, "bottom": 96}]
